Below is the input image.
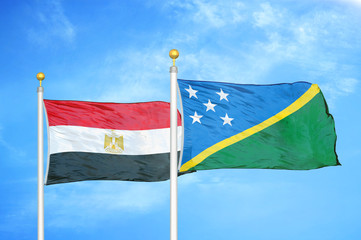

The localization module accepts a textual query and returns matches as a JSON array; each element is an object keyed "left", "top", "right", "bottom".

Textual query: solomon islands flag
[
  {"left": 44, "top": 100, "right": 182, "bottom": 185},
  {"left": 178, "top": 79, "right": 339, "bottom": 172}
]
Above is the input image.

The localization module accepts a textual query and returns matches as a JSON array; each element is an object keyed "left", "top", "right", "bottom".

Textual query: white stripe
[{"left": 49, "top": 125, "right": 182, "bottom": 155}]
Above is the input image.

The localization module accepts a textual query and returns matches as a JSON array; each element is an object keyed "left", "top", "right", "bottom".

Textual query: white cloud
[
  {"left": 56, "top": 1, "right": 360, "bottom": 107},
  {"left": 244, "top": 3, "right": 361, "bottom": 99},
  {"left": 192, "top": 0, "right": 245, "bottom": 27},
  {"left": 0, "top": 179, "right": 169, "bottom": 232},
  {"left": 165, "top": 0, "right": 246, "bottom": 28},
  {"left": 322, "top": 77, "right": 358, "bottom": 93},
  {"left": 338, "top": 78, "right": 358, "bottom": 93},
  {"left": 94, "top": 47, "right": 171, "bottom": 103},
  {"left": 333, "top": 0, "right": 361, "bottom": 7},
  {"left": 27, "top": 0, "right": 75, "bottom": 45},
  {"left": 253, "top": 2, "right": 283, "bottom": 28},
  {"left": 319, "top": 78, "right": 359, "bottom": 108},
  {"left": 293, "top": 26, "right": 316, "bottom": 45},
  {"left": 178, "top": 171, "right": 300, "bottom": 225},
  {"left": 45, "top": 181, "right": 169, "bottom": 228}
]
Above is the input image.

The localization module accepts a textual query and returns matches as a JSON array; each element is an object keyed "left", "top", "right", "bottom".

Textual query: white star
[
  {"left": 203, "top": 99, "right": 217, "bottom": 112},
  {"left": 220, "top": 113, "right": 234, "bottom": 126},
  {"left": 190, "top": 111, "right": 203, "bottom": 124},
  {"left": 185, "top": 85, "right": 198, "bottom": 99},
  {"left": 216, "top": 88, "right": 229, "bottom": 101}
]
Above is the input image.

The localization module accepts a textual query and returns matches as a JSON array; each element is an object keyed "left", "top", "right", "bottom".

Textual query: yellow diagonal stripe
[{"left": 180, "top": 84, "right": 320, "bottom": 172}]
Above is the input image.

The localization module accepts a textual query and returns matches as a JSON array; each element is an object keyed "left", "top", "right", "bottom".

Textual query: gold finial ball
[
  {"left": 169, "top": 49, "right": 179, "bottom": 60},
  {"left": 36, "top": 72, "right": 45, "bottom": 81}
]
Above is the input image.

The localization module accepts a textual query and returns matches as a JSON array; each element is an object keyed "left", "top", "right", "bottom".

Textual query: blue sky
[{"left": 1, "top": 0, "right": 361, "bottom": 239}]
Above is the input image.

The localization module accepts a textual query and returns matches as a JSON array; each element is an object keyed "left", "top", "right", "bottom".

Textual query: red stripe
[{"left": 44, "top": 100, "right": 182, "bottom": 130}]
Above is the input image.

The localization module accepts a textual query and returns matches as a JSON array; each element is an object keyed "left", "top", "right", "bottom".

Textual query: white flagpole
[
  {"left": 169, "top": 49, "right": 179, "bottom": 240},
  {"left": 37, "top": 72, "right": 45, "bottom": 240}
]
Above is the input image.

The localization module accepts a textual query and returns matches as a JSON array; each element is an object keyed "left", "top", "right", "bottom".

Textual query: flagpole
[
  {"left": 169, "top": 49, "right": 179, "bottom": 240},
  {"left": 37, "top": 72, "right": 45, "bottom": 240}
]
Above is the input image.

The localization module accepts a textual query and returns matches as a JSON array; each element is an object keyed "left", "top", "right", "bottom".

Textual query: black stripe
[{"left": 46, "top": 152, "right": 190, "bottom": 185}]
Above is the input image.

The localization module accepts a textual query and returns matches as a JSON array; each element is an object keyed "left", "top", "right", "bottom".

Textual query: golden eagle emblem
[{"left": 104, "top": 130, "right": 124, "bottom": 154}]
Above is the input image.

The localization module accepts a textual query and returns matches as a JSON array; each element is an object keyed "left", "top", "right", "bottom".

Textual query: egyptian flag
[{"left": 44, "top": 100, "right": 182, "bottom": 185}]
